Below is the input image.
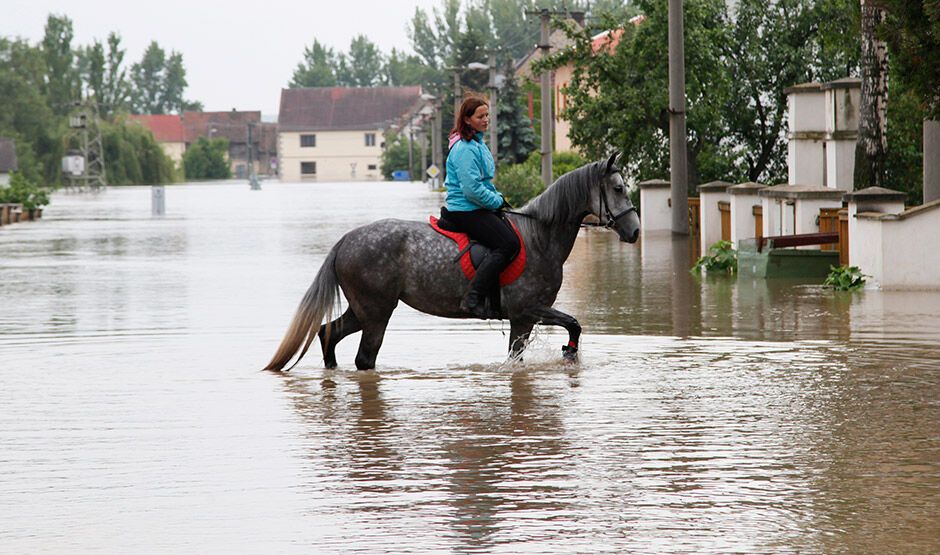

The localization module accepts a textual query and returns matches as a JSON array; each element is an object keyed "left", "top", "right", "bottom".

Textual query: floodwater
[{"left": 1, "top": 181, "right": 939, "bottom": 553}]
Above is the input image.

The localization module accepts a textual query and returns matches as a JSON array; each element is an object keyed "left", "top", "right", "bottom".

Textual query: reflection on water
[{"left": 1, "top": 181, "right": 939, "bottom": 553}]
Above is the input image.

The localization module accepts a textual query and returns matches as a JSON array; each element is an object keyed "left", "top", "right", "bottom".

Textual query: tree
[
  {"left": 183, "top": 137, "right": 231, "bottom": 179},
  {"left": 881, "top": 0, "right": 940, "bottom": 119},
  {"left": 289, "top": 39, "right": 338, "bottom": 88},
  {"left": 101, "top": 118, "right": 176, "bottom": 185},
  {"left": 385, "top": 48, "right": 426, "bottom": 86},
  {"left": 552, "top": 0, "right": 861, "bottom": 188},
  {"left": 345, "top": 35, "right": 384, "bottom": 87},
  {"left": 131, "top": 41, "right": 166, "bottom": 113},
  {"left": 495, "top": 72, "right": 538, "bottom": 164},
  {"left": 41, "top": 14, "right": 81, "bottom": 115},
  {"left": 130, "top": 41, "right": 194, "bottom": 114},
  {"left": 855, "top": 0, "right": 889, "bottom": 189},
  {"left": 380, "top": 132, "right": 418, "bottom": 179}
]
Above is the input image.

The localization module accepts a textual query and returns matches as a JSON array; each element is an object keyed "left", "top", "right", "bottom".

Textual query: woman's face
[{"left": 465, "top": 104, "right": 490, "bottom": 133}]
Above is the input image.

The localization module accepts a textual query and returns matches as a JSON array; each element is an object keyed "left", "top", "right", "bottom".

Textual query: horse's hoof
[{"left": 561, "top": 344, "right": 578, "bottom": 362}]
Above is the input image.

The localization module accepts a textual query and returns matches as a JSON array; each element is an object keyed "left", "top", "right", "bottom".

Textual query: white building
[{"left": 277, "top": 86, "right": 425, "bottom": 182}]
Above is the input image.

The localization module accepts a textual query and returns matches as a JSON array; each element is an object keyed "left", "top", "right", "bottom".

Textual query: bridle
[{"left": 583, "top": 174, "right": 637, "bottom": 231}]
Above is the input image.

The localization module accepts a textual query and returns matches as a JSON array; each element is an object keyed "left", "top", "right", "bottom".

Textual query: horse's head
[{"left": 590, "top": 152, "right": 640, "bottom": 243}]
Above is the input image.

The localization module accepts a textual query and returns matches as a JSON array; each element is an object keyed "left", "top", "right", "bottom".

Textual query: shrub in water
[
  {"left": 692, "top": 240, "right": 737, "bottom": 274},
  {"left": 824, "top": 265, "right": 866, "bottom": 291}
]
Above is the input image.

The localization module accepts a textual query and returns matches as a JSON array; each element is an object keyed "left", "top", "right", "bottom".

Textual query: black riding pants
[{"left": 444, "top": 208, "right": 520, "bottom": 268}]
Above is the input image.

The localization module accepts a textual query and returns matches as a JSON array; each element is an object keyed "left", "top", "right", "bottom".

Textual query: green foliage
[
  {"left": 824, "top": 265, "right": 867, "bottom": 291},
  {"left": 498, "top": 150, "right": 588, "bottom": 207},
  {"left": 551, "top": 0, "right": 861, "bottom": 189},
  {"left": 183, "top": 137, "right": 231, "bottom": 180},
  {"left": 692, "top": 240, "right": 737, "bottom": 274},
  {"left": 41, "top": 15, "right": 81, "bottom": 116},
  {"left": 0, "top": 172, "right": 51, "bottom": 211},
  {"left": 130, "top": 41, "right": 193, "bottom": 114},
  {"left": 496, "top": 72, "right": 538, "bottom": 164},
  {"left": 380, "top": 133, "right": 419, "bottom": 180},
  {"left": 881, "top": 0, "right": 940, "bottom": 119},
  {"left": 101, "top": 118, "right": 177, "bottom": 185}
]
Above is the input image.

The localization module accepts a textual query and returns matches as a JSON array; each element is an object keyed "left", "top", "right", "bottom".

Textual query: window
[
  {"left": 300, "top": 161, "right": 317, "bottom": 175},
  {"left": 367, "top": 164, "right": 377, "bottom": 171},
  {"left": 300, "top": 134, "right": 316, "bottom": 147},
  {"left": 365, "top": 133, "right": 376, "bottom": 146}
]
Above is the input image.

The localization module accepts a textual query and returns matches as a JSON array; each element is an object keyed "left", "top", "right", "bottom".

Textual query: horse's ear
[{"left": 605, "top": 151, "right": 620, "bottom": 174}]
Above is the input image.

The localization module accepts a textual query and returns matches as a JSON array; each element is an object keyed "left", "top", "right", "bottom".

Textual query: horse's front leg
[
  {"left": 529, "top": 306, "right": 582, "bottom": 361},
  {"left": 509, "top": 319, "right": 536, "bottom": 360}
]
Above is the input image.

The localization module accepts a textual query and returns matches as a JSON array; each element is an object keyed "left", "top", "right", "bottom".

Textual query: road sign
[{"left": 426, "top": 165, "right": 441, "bottom": 178}]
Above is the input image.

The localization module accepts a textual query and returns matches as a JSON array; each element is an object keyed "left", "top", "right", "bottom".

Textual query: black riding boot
[{"left": 460, "top": 252, "right": 506, "bottom": 319}]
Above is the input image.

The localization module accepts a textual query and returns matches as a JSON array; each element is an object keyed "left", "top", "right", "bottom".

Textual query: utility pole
[
  {"left": 433, "top": 102, "right": 443, "bottom": 188},
  {"left": 487, "top": 50, "right": 499, "bottom": 163},
  {"left": 408, "top": 125, "right": 415, "bottom": 180},
  {"left": 668, "top": 0, "right": 689, "bottom": 234},
  {"left": 530, "top": 8, "right": 554, "bottom": 188}
]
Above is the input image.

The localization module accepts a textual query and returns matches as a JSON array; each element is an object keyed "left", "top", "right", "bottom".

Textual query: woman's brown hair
[{"left": 450, "top": 94, "right": 489, "bottom": 142}]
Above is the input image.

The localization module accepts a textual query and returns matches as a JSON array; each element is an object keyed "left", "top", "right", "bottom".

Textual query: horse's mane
[{"left": 511, "top": 161, "right": 607, "bottom": 250}]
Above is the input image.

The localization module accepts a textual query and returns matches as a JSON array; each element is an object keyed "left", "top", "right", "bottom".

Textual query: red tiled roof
[
  {"left": 277, "top": 86, "right": 423, "bottom": 131},
  {"left": 181, "top": 110, "right": 262, "bottom": 144},
  {"left": 126, "top": 114, "right": 185, "bottom": 143},
  {"left": 0, "top": 137, "right": 17, "bottom": 173}
]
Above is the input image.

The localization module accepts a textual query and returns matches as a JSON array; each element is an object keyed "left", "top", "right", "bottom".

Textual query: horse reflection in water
[{"left": 264, "top": 154, "right": 640, "bottom": 371}]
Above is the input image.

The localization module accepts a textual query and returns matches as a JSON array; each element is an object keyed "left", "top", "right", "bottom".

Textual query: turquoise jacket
[{"left": 445, "top": 132, "right": 504, "bottom": 211}]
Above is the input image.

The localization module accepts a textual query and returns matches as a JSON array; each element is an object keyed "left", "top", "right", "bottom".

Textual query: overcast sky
[{"left": 3, "top": 0, "right": 441, "bottom": 117}]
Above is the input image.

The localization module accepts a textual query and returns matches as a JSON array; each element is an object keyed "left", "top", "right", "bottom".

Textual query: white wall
[
  {"left": 788, "top": 139, "right": 825, "bottom": 186},
  {"left": 850, "top": 201, "right": 940, "bottom": 290},
  {"left": 730, "top": 192, "right": 760, "bottom": 247},
  {"left": 279, "top": 130, "right": 384, "bottom": 182},
  {"left": 639, "top": 185, "right": 672, "bottom": 235},
  {"left": 700, "top": 189, "right": 729, "bottom": 252},
  {"left": 0, "top": 173, "right": 9, "bottom": 187}
]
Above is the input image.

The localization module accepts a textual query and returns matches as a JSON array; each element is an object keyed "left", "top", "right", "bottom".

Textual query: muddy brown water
[{"left": 1, "top": 181, "right": 938, "bottom": 553}]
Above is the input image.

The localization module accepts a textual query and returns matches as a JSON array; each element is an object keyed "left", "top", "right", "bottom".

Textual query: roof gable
[
  {"left": 278, "top": 86, "right": 423, "bottom": 131},
  {"left": 127, "top": 114, "right": 185, "bottom": 143},
  {"left": 182, "top": 110, "right": 262, "bottom": 143}
]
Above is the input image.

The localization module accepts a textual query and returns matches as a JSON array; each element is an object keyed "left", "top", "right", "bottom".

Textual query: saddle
[{"left": 429, "top": 212, "right": 526, "bottom": 287}]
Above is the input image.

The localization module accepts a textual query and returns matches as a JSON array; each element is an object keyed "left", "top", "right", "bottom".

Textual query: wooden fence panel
[
  {"left": 718, "top": 201, "right": 731, "bottom": 242},
  {"left": 753, "top": 205, "right": 763, "bottom": 241},
  {"left": 688, "top": 197, "right": 701, "bottom": 260}
]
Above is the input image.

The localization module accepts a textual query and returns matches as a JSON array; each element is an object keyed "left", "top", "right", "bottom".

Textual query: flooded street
[{"left": 2, "top": 181, "right": 939, "bottom": 553}]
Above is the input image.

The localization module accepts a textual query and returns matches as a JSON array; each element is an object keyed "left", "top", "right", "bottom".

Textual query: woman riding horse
[{"left": 443, "top": 95, "right": 519, "bottom": 319}]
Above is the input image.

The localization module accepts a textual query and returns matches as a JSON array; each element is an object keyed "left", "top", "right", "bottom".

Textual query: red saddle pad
[{"left": 429, "top": 216, "right": 526, "bottom": 286}]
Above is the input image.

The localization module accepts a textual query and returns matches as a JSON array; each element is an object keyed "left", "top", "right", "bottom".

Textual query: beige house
[
  {"left": 126, "top": 114, "right": 186, "bottom": 166},
  {"left": 277, "top": 86, "right": 424, "bottom": 182}
]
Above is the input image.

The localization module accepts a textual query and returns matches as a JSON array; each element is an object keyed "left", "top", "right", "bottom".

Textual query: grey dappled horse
[{"left": 264, "top": 154, "right": 640, "bottom": 371}]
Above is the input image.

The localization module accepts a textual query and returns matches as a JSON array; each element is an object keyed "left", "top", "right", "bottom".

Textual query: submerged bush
[
  {"left": 692, "top": 240, "right": 737, "bottom": 274},
  {"left": 824, "top": 265, "right": 867, "bottom": 291}
]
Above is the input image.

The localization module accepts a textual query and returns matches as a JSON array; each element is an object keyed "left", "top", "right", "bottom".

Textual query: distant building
[
  {"left": 0, "top": 137, "right": 18, "bottom": 187},
  {"left": 182, "top": 110, "right": 274, "bottom": 177},
  {"left": 514, "top": 15, "right": 639, "bottom": 154},
  {"left": 277, "top": 86, "right": 425, "bottom": 182},
  {"left": 126, "top": 114, "right": 186, "bottom": 165}
]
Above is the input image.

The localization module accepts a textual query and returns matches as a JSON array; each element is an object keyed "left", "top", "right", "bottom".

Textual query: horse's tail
[{"left": 263, "top": 238, "right": 344, "bottom": 372}]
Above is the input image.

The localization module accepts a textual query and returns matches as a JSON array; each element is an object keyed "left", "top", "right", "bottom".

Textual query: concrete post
[
  {"left": 539, "top": 10, "right": 553, "bottom": 189},
  {"left": 151, "top": 185, "right": 165, "bottom": 217},
  {"left": 697, "top": 180, "right": 732, "bottom": 254},
  {"left": 728, "top": 182, "right": 766, "bottom": 248},
  {"left": 638, "top": 179, "right": 672, "bottom": 235},
  {"left": 925, "top": 120, "right": 940, "bottom": 204},
  {"left": 668, "top": 0, "right": 689, "bottom": 234},
  {"left": 488, "top": 51, "right": 499, "bottom": 163}
]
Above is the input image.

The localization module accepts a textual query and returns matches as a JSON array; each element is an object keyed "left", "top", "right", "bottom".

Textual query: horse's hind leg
[
  {"left": 318, "top": 308, "right": 362, "bottom": 369},
  {"left": 355, "top": 315, "right": 392, "bottom": 370}
]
